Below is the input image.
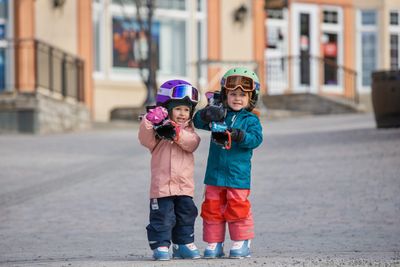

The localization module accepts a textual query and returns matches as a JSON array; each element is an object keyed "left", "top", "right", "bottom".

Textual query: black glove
[
  {"left": 212, "top": 131, "right": 229, "bottom": 146},
  {"left": 230, "top": 128, "right": 244, "bottom": 143},
  {"left": 154, "top": 121, "right": 176, "bottom": 140},
  {"left": 200, "top": 105, "right": 225, "bottom": 123}
]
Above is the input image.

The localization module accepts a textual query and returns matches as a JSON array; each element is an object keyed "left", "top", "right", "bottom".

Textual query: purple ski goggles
[{"left": 158, "top": 84, "right": 199, "bottom": 103}]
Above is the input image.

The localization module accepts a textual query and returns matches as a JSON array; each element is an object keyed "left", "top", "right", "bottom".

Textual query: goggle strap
[{"left": 158, "top": 87, "right": 171, "bottom": 97}]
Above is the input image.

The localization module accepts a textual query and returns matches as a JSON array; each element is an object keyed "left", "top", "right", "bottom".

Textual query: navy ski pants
[{"left": 146, "top": 196, "right": 198, "bottom": 250}]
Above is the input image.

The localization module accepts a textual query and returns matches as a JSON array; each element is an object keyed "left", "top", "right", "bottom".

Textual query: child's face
[
  {"left": 171, "top": 105, "right": 191, "bottom": 124},
  {"left": 226, "top": 89, "right": 249, "bottom": 111}
]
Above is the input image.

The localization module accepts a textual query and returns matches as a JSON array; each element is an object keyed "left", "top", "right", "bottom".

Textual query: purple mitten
[{"left": 145, "top": 106, "right": 168, "bottom": 125}]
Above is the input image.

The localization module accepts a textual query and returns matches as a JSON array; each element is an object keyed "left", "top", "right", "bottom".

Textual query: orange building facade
[{"left": 2, "top": 0, "right": 400, "bottom": 132}]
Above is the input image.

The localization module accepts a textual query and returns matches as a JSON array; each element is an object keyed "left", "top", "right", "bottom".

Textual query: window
[
  {"left": 159, "top": 20, "right": 185, "bottom": 75},
  {"left": 358, "top": 10, "right": 378, "bottom": 87},
  {"left": 390, "top": 11, "right": 399, "bottom": 25},
  {"left": 112, "top": 0, "right": 186, "bottom": 10},
  {"left": 390, "top": 35, "right": 399, "bottom": 69},
  {"left": 97, "top": 0, "right": 206, "bottom": 78},
  {"left": 323, "top": 10, "right": 338, "bottom": 24},
  {"left": 321, "top": 7, "right": 343, "bottom": 88},
  {"left": 389, "top": 11, "right": 400, "bottom": 69},
  {"left": 361, "top": 32, "right": 377, "bottom": 85},
  {"left": 299, "top": 13, "right": 310, "bottom": 85},
  {"left": 322, "top": 33, "right": 338, "bottom": 85},
  {"left": 265, "top": 8, "right": 288, "bottom": 94},
  {"left": 156, "top": 0, "right": 185, "bottom": 10},
  {"left": 267, "top": 9, "right": 283, "bottom": 19},
  {"left": 197, "top": 0, "right": 204, "bottom": 12},
  {"left": 0, "top": 0, "right": 8, "bottom": 91},
  {"left": 361, "top": 11, "right": 376, "bottom": 25},
  {"left": 92, "top": 0, "right": 103, "bottom": 73},
  {"left": 266, "top": 9, "right": 286, "bottom": 50},
  {"left": 0, "top": 0, "right": 6, "bottom": 19},
  {"left": 111, "top": 17, "right": 160, "bottom": 70}
]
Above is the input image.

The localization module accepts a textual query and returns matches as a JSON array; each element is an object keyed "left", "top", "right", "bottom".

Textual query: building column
[
  {"left": 77, "top": 0, "right": 94, "bottom": 115},
  {"left": 207, "top": 0, "right": 221, "bottom": 85},
  {"left": 253, "top": 0, "right": 266, "bottom": 93},
  {"left": 14, "top": 0, "right": 35, "bottom": 93},
  {"left": 343, "top": 5, "right": 356, "bottom": 99}
]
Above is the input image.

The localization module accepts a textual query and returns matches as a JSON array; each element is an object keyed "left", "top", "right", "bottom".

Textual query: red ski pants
[{"left": 201, "top": 185, "right": 254, "bottom": 242}]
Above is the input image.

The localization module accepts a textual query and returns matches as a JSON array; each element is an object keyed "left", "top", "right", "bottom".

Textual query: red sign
[{"left": 324, "top": 42, "right": 337, "bottom": 57}]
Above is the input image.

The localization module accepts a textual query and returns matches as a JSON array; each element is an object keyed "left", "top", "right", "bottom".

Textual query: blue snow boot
[
  {"left": 152, "top": 246, "right": 170, "bottom": 261},
  {"left": 204, "top": 242, "right": 224, "bottom": 258},
  {"left": 229, "top": 240, "right": 251, "bottom": 259},
  {"left": 172, "top": 243, "right": 201, "bottom": 259}
]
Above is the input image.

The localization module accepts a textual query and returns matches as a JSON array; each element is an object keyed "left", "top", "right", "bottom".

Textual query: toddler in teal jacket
[{"left": 193, "top": 67, "right": 263, "bottom": 259}]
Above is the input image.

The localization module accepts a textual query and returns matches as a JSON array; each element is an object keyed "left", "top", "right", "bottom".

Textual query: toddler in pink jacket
[{"left": 138, "top": 79, "right": 201, "bottom": 261}]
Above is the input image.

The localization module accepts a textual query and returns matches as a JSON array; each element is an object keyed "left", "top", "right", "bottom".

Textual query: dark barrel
[{"left": 371, "top": 70, "right": 400, "bottom": 128}]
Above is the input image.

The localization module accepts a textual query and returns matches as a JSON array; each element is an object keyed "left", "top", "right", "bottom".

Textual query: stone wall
[{"left": 0, "top": 92, "right": 91, "bottom": 134}]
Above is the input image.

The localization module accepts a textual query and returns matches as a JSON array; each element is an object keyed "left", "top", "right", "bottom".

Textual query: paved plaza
[{"left": 0, "top": 113, "right": 399, "bottom": 266}]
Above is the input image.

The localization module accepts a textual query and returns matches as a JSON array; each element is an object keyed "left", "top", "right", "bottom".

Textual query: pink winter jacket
[{"left": 138, "top": 118, "right": 201, "bottom": 199}]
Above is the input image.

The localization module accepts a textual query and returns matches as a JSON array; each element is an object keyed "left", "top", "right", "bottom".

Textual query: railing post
[
  {"left": 34, "top": 40, "right": 38, "bottom": 90},
  {"left": 354, "top": 71, "right": 359, "bottom": 104},
  {"left": 80, "top": 60, "right": 85, "bottom": 102},
  {"left": 49, "top": 45, "right": 53, "bottom": 92},
  {"left": 62, "top": 54, "right": 67, "bottom": 97}
]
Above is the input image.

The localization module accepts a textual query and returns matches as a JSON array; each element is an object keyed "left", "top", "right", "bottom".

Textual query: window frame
[
  {"left": 92, "top": 0, "right": 105, "bottom": 78},
  {"left": 389, "top": 10, "right": 400, "bottom": 69},
  {"left": 95, "top": 0, "right": 207, "bottom": 82},
  {"left": 321, "top": 5, "right": 344, "bottom": 93},
  {"left": 265, "top": 8, "right": 289, "bottom": 95},
  {"left": 356, "top": 9, "right": 379, "bottom": 91}
]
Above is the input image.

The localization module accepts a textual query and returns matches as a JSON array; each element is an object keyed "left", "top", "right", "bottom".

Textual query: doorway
[{"left": 291, "top": 4, "right": 319, "bottom": 93}]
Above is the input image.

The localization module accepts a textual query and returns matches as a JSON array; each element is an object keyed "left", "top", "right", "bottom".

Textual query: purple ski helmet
[{"left": 156, "top": 79, "right": 199, "bottom": 108}]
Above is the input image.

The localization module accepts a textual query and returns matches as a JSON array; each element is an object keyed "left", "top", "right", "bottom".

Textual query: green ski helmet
[{"left": 220, "top": 67, "right": 260, "bottom": 111}]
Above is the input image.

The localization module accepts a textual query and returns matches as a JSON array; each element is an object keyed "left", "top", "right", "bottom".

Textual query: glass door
[{"left": 291, "top": 4, "right": 319, "bottom": 93}]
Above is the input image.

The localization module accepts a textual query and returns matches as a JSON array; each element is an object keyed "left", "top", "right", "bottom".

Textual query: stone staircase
[{"left": 262, "top": 93, "right": 365, "bottom": 116}]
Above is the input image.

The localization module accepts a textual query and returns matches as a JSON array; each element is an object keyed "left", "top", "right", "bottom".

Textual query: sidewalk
[{"left": 0, "top": 113, "right": 399, "bottom": 267}]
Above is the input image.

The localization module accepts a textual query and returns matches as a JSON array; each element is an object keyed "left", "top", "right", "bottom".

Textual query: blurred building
[
  {"left": 265, "top": 0, "right": 400, "bottom": 111},
  {"left": 0, "top": 0, "right": 92, "bottom": 133},
  {"left": 1, "top": 0, "right": 398, "bottom": 132},
  {"left": 92, "top": 0, "right": 264, "bottom": 122}
]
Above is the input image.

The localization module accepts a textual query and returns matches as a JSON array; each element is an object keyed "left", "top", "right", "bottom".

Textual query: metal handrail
[
  {"left": 266, "top": 54, "right": 358, "bottom": 104},
  {"left": 0, "top": 38, "right": 84, "bottom": 102}
]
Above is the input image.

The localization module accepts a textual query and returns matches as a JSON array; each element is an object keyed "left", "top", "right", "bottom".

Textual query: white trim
[
  {"left": 321, "top": 5, "right": 344, "bottom": 94},
  {"left": 108, "top": 72, "right": 144, "bottom": 82},
  {"left": 291, "top": 3, "right": 319, "bottom": 93}
]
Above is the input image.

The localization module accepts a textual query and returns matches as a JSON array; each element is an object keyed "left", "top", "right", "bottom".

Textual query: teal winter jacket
[{"left": 193, "top": 108, "right": 263, "bottom": 189}]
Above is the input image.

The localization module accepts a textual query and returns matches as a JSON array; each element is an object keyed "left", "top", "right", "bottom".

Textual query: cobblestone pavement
[{"left": 0, "top": 113, "right": 399, "bottom": 267}]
